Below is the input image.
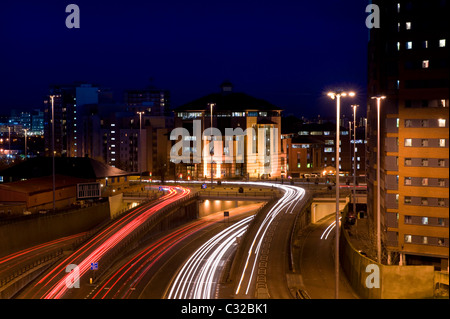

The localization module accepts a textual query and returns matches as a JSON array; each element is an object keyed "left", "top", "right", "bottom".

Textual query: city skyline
[{"left": 0, "top": 0, "right": 368, "bottom": 118}]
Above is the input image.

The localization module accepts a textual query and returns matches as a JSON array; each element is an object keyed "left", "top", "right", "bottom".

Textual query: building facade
[
  {"left": 172, "top": 82, "right": 283, "bottom": 180},
  {"left": 367, "top": 0, "right": 449, "bottom": 269}
]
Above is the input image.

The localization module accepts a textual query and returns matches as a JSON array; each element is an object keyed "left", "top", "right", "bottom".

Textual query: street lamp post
[
  {"left": 209, "top": 103, "right": 215, "bottom": 185},
  {"left": 137, "top": 111, "right": 144, "bottom": 183},
  {"left": 51, "top": 95, "right": 56, "bottom": 212},
  {"left": 24, "top": 128, "right": 28, "bottom": 158},
  {"left": 328, "top": 90, "right": 355, "bottom": 299},
  {"left": 371, "top": 95, "right": 386, "bottom": 263},
  {"left": 8, "top": 126, "right": 11, "bottom": 164},
  {"left": 351, "top": 105, "right": 358, "bottom": 221}
]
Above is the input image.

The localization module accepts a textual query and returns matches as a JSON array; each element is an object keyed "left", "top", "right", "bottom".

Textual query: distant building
[
  {"left": 367, "top": 0, "right": 449, "bottom": 268},
  {"left": 173, "top": 81, "right": 283, "bottom": 179},
  {"left": 125, "top": 87, "right": 170, "bottom": 116},
  {"left": 281, "top": 120, "right": 366, "bottom": 179},
  {"left": 43, "top": 83, "right": 111, "bottom": 157}
]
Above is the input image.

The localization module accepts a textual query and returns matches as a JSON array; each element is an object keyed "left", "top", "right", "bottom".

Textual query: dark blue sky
[{"left": 0, "top": 0, "right": 369, "bottom": 119}]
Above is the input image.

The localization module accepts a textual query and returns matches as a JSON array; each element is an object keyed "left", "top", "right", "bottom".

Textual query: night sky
[{"left": 0, "top": 0, "right": 369, "bottom": 119}]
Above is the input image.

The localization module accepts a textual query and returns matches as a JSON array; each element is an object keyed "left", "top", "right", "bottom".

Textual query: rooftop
[
  {"left": 0, "top": 157, "right": 130, "bottom": 183},
  {"left": 175, "top": 81, "right": 281, "bottom": 112}
]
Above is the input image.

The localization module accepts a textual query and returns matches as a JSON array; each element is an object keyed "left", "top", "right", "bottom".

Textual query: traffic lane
[
  {"left": 232, "top": 184, "right": 305, "bottom": 298},
  {"left": 167, "top": 215, "right": 254, "bottom": 299},
  {"left": 298, "top": 214, "right": 358, "bottom": 299},
  {"left": 139, "top": 204, "right": 263, "bottom": 299},
  {"left": 15, "top": 187, "right": 187, "bottom": 299},
  {"left": 0, "top": 232, "right": 87, "bottom": 280},
  {"left": 89, "top": 219, "right": 214, "bottom": 299},
  {"left": 264, "top": 212, "right": 298, "bottom": 299}
]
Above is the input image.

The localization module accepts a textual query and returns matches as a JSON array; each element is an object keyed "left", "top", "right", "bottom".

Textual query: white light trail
[{"left": 167, "top": 215, "right": 254, "bottom": 299}]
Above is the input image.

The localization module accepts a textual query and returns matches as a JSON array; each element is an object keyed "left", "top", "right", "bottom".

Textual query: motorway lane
[
  {"left": 138, "top": 203, "right": 264, "bottom": 299},
  {"left": 231, "top": 183, "right": 306, "bottom": 299},
  {"left": 167, "top": 215, "right": 254, "bottom": 299},
  {"left": 15, "top": 186, "right": 190, "bottom": 299},
  {"left": 0, "top": 232, "right": 87, "bottom": 282},
  {"left": 298, "top": 214, "right": 358, "bottom": 299}
]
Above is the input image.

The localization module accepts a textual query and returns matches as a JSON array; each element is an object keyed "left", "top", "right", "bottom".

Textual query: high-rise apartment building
[
  {"left": 367, "top": 0, "right": 449, "bottom": 269},
  {"left": 125, "top": 87, "right": 170, "bottom": 116}
]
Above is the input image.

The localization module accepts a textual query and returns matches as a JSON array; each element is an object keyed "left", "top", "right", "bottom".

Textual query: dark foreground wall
[{"left": 0, "top": 202, "right": 110, "bottom": 258}]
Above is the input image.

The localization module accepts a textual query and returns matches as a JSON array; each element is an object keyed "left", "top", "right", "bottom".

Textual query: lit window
[
  {"left": 422, "top": 178, "right": 428, "bottom": 186},
  {"left": 404, "top": 196, "right": 412, "bottom": 204},
  {"left": 421, "top": 139, "right": 428, "bottom": 147},
  {"left": 440, "top": 39, "right": 446, "bottom": 47},
  {"left": 438, "top": 159, "right": 446, "bottom": 167},
  {"left": 422, "top": 60, "right": 429, "bottom": 68},
  {"left": 405, "top": 158, "right": 412, "bottom": 166},
  {"left": 421, "top": 197, "right": 428, "bottom": 205},
  {"left": 438, "top": 179, "right": 445, "bottom": 187},
  {"left": 405, "top": 235, "right": 412, "bottom": 243},
  {"left": 406, "top": 22, "right": 411, "bottom": 30},
  {"left": 405, "top": 216, "right": 412, "bottom": 224},
  {"left": 423, "top": 40, "right": 428, "bottom": 49},
  {"left": 439, "top": 139, "right": 446, "bottom": 147},
  {"left": 421, "top": 158, "right": 429, "bottom": 167},
  {"left": 404, "top": 138, "right": 412, "bottom": 147},
  {"left": 405, "top": 119, "right": 412, "bottom": 127},
  {"left": 397, "top": 42, "right": 401, "bottom": 51},
  {"left": 397, "top": 3, "right": 400, "bottom": 13},
  {"left": 422, "top": 217, "right": 428, "bottom": 225},
  {"left": 438, "top": 119, "right": 446, "bottom": 127},
  {"left": 405, "top": 177, "right": 412, "bottom": 185},
  {"left": 406, "top": 41, "right": 412, "bottom": 49}
]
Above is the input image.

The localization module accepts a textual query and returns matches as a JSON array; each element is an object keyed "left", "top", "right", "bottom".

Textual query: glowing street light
[
  {"left": 351, "top": 104, "right": 358, "bottom": 224},
  {"left": 208, "top": 103, "right": 215, "bottom": 185},
  {"left": 51, "top": 95, "right": 56, "bottom": 212},
  {"left": 327, "top": 90, "right": 355, "bottom": 299},
  {"left": 137, "top": 111, "right": 144, "bottom": 183},
  {"left": 371, "top": 95, "right": 386, "bottom": 264}
]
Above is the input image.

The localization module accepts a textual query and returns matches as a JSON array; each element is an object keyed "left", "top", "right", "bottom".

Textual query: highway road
[
  {"left": 0, "top": 232, "right": 87, "bottom": 286},
  {"left": 15, "top": 186, "right": 191, "bottom": 299},
  {"left": 228, "top": 182, "right": 307, "bottom": 299},
  {"left": 87, "top": 203, "right": 263, "bottom": 299},
  {"left": 297, "top": 214, "right": 358, "bottom": 299}
]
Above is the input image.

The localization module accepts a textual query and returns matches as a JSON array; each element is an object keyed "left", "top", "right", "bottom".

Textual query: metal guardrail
[
  {"left": 295, "top": 289, "right": 311, "bottom": 299},
  {"left": 0, "top": 249, "right": 64, "bottom": 288},
  {"left": 199, "top": 191, "right": 278, "bottom": 198}
]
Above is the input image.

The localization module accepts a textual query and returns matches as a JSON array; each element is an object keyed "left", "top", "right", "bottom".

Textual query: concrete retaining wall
[
  {"left": 0, "top": 202, "right": 110, "bottom": 258},
  {"left": 340, "top": 229, "right": 435, "bottom": 299}
]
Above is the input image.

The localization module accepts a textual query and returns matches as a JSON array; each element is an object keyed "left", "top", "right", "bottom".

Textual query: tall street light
[
  {"left": 24, "top": 128, "right": 28, "bottom": 158},
  {"left": 327, "top": 90, "right": 355, "bottom": 299},
  {"left": 51, "top": 95, "right": 56, "bottom": 212},
  {"left": 137, "top": 111, "right": 144, "bottom": 184},
  {"left": 209, "top": 103, "right": 215, "bottom": 185},
  {"left": 371, "top": 95, "right": 386, "bottom": 264},
  {"left": 351, "top": 105, "right": 358, "bottom": 222}
]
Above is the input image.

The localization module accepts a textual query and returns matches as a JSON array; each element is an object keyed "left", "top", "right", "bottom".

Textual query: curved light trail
[
  {"left": 22, "top": 186, "right": 190, "bottom": 299},
  {"left": 167, "top": 215, "right": 254, "bottom": 299},
  {"left": 228, "top": 181, "right": 305, "bottom": 296}
]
